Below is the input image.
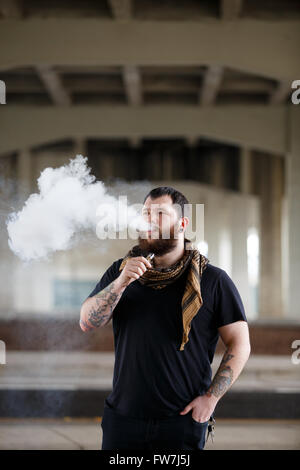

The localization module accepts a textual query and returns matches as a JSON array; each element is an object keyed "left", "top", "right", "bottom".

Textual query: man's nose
[
  {"left": 150, "top": 212, "right": 160, "bottom": 228},
  {"left": 144, "top": 211, "right": 155, "bottom": 224},
  {"left": 145, "top": 213, "right": 152, "bottom": 225},
  {"left": 143, "top": 212, "right": 154, "bottom": 229}
]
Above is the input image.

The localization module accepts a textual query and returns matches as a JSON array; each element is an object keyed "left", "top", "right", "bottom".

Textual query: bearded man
[{"left": 80, "top": 186, "right": 251, "bottom": 450}]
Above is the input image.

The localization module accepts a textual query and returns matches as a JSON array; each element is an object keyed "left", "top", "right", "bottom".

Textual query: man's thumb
[{"left": 180, "top": 404, "right": 192, "bottom": 415}]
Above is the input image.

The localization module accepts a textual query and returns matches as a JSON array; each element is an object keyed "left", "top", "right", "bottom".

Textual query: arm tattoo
[
  {"left": 86, "top": 280, "right": 123, "bottom": 328},
  {"left": 205, "top": 348, "right": 234, "bottom": 399},
  {"left": 79, "top": 318, "right": 93, "bottom": 331}
]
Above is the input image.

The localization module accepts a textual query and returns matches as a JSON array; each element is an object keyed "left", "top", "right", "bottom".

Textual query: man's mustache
[
  {"left": 139, "top": 228, "right": 178, "bottom": 239},
  {"left": 139, "top": 225, "right": 160, "bottom": 233}
]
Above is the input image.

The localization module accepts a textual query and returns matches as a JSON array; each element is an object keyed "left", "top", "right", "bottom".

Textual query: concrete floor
[
  {"left": 0, "top": 418, "right": 299, "bottom": 450},
  {"left": 1, "top": 352, "right": 299, "bottom": 448}
]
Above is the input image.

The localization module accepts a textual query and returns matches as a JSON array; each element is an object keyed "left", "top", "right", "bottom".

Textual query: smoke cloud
[{"left": 6, "top": 155, "right": 150, "bottom": 262}]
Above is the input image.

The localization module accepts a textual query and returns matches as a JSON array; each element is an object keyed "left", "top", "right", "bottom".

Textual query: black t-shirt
[{"left": 87, "top": 258, "right": 248, "bottom": 419}]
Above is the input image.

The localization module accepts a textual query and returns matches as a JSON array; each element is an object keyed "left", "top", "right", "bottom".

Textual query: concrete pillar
[
  {"left": 162, "top": 149, "right": 173, "bottom": 180},
  {"left": 73, "top": 137, "right": 87, "bottom": 157},
  {"left": 286, "top": 106, "right": 300, "bottom": 319},
  {"left": 211, "top": 151, "right": 224, "bottom": 188},
  {"left": 186, "top": 138, "right": 199, "bottom": 182},
  {"left": 231, "top": 194, "right": 252, "bottom": 318},
  {"left": 255, "top": 151, "right": 284, "bottom": 318},
  {"left": 148, "top": 151, "right": 162, "bottom": 180},
  {"left": 240, "top": 147, "right": 252, "bottom": 194},
  {"left": 17, "top": 148, "right": 32, "bottom": 200},
  {"left": 237, "top": 147, "right": 257, "bottom": 319},
  {"left": 206, "top": 191, "right": 221, "bottom": 266},
  {"left": 0, "top": 154, "right": 15, "bottom": 314},
  {"left": 14, "top": 150, "right": 33, "bottom": 314},
  {"left": 99, "top": 153, "right": 114, "bottom": 180},
  {"left": 281, "top": 192, "right": 289, "bottom": 317},
  {"left": 129, "top": 137, "right": 141, "bottom": 148}
]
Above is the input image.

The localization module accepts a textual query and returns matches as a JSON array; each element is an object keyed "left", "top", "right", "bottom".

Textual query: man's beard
[{"left": 138, "top": 225, "right": 179, "bottom": 257}]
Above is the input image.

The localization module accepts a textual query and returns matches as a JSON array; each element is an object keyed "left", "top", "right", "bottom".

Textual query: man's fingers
[
  {"left": 132, "top": 261, "right": 148, "bottom": 272},
  {"left": 127, "top": 270, "right": 140, "bottom": 280},
  {"left": 127, "top": 262, "right": 146, "bottom": 275},
  {"left": 135, "top": 267, "right": 144, "bottom": 276},
  {"left": 122, "top": 257, "right": 152, "bottom": 284},
  {"left": 127, "top": 264, "right": 148, "bottom": 280},
  {"left": 137, "top": 256, "right": 152, "bottom": 269},
  {"left": 129, "top": 258, "right": 152, "bottom": 270},
  {"left": 180, "top": 404, "right": 192, "bottom": 414}
]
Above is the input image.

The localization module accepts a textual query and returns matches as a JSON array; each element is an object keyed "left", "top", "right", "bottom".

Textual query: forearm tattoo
[
  {"left": 82, "top": 280, "right": 123, "bottom": 329},
  {"left": 206, "top": 348, "right": 234, "bottom": 399},
  {"left": 79, "top": 318, "right": 93, "bottom": 331}
]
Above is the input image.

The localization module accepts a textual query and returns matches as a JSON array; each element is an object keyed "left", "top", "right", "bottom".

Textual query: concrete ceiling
[{"left": 0, "top": 0, "right": 299, "bottom": 154}]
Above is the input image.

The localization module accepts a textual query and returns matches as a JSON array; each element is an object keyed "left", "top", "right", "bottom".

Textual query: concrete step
[
  {"left": 0, "top": 351, "right": 299, "bottom": 390},
  {"left": 0, "top": 352, "right": 299, "bottom": 419}
]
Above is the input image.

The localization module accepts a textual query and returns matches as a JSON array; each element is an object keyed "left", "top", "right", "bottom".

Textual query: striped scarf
[{"left": 119, "top": 238, "right": 209, "bottom": 351}]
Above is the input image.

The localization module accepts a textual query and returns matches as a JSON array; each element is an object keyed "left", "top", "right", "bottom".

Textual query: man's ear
[
  {"left": 178, "top": 216, "right": 189, "bottom": 232},
  {"left": 181, "top": 216, "right": 189, "bottom": 230}
]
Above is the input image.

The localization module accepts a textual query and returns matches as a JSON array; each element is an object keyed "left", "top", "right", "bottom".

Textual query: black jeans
[{"left": 101, "top": 400, "right": 209, "bottom": 450}]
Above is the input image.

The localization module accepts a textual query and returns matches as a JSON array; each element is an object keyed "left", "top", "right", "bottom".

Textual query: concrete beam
[
  {"left": 200, "top": 66, "right": 224, "bottom": 105},
  {"left": 122, "top": 65, "right": 142, "bottom": 106},
  {"left": 222, "top": 78, "right": 273, "bottom": 94},
  {"left": 3, "top": 75, "right": 276, "bottom": 95},
  {"left": 0, "top": 105, "right": 287, "bottom": 155},
  {"left": 269, "top": 80, "right": 291, "bottom": 105},
  {"left": 35, "top": 65, "right": 71, "bottom": 106},
  {"left": 0, "top": 20, "right": 299, "bottom": 81},
  {"left": 108, "top": 1, "right": 142, "bottom": 108}
]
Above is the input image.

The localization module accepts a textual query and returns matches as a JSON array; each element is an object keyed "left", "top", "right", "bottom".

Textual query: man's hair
[{"left": 143, "top": 186, "right": 189, "bottom": 218}]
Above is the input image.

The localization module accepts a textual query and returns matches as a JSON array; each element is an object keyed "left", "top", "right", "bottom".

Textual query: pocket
[
  {"left": 191, "top": 416, "right": 209, "bottom": 426},
  {"left": 184, "top": 415, "right": 209, "bottom": 450}
]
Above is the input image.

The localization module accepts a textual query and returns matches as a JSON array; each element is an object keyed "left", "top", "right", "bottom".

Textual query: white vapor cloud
[{"left": 6, "top": 155, "right": 149, "bottom": 262}]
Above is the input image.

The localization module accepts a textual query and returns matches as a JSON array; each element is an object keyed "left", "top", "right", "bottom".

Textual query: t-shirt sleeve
[
  {"left": 87, "top": 258, "right": 123, "bottom": 298},
  {"left": 213, "top": 269, "right": 248, "bottom": 328}
]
